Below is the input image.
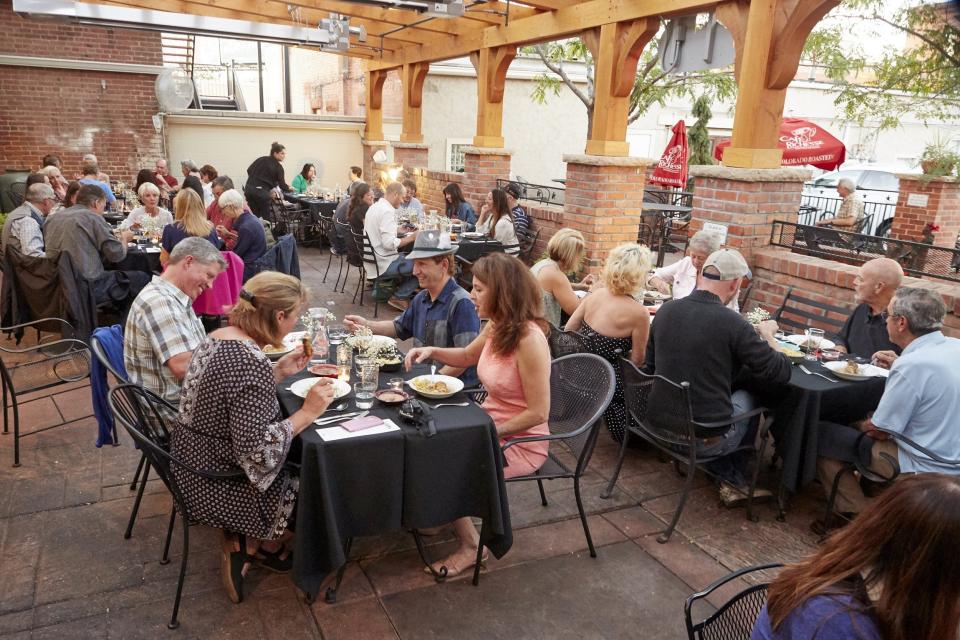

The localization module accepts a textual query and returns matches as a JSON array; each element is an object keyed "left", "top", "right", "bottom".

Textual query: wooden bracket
[
  {"left": 400, "top": 62, "right": 431, "bottom": 143},
  {"left": 472, "top": 45, "right": 518, "bottom": 147}
]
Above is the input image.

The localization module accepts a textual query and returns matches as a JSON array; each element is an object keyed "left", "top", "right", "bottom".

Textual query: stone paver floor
[{"left": 0, "top": 247, "right": 828, "bottom": 639}]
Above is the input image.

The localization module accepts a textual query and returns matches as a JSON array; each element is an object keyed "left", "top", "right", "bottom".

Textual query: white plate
[
  {"left": 345, "top": 334, "right": 397, "bottom": 351},
  {"left": 289, "top": 377, "right": 351, "bottom": 399},
  {"left": 784, "top": 334, "right": 837, "bottom": 351},
  {"left": 407, "top": 374, "right": 464, "bottom": 399},
  {"left": 642, "top": 290, "right": 672, "bottom": 301},
  {"left": 263, "top": 331, "right": 308, "bottom": 359},
  {"left": 822, "top": 361, "right": 889, "bottom": 381},
  {"left": 461, "top": 231, "right": 484, "bottom": 238}
]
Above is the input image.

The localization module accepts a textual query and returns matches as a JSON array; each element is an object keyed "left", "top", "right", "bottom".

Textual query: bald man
[{"left": 836, "top": 258, "right": 903, "bottom": 359}]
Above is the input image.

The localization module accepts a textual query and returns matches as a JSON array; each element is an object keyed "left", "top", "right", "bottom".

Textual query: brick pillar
[
  {"left": 360, "top": 139, "right": 389, "bottom": 187},
  {"left": 563, "top": 154, "right": 650, "bottom": 272},
  {"left": 461, "top": 147, "right": 512, "bottom": 207},
  {"left": 890, "top": 175, "right": 960, "bottom": 248},
  {"left": 688, "top": 166, "right": 810, "bottom": 265},
  {"left": 392, "top": 142, "right": 429, "bottom": 172}
]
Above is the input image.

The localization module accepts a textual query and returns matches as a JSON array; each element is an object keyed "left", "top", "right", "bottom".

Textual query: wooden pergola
[{"left": 102, "top": 0, "right": 840, "bottom": 168}]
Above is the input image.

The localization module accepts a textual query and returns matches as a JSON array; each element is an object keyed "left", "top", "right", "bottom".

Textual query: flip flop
[{"left": 254, "top": 546, "right": 294, "bottom": 573}]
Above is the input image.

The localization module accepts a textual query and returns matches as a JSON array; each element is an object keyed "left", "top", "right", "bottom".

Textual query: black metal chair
[
  {"left": 684, "top": 563, "right": 783, "bottom": 640},
  {"left": 318, "top": 206, "right": 341, "bottom": 284},
  {"left": 333, "top": 219, "right": 359, "bottom": 294},
  {"left": 502, "top": 353, "right": 616, "bottom": 558},
  {"left": 109, "top": 384, "right": 244, "bottom": 630},
  {"left": 518, "top": 227, "right": 541, "bottom": 265},
  {"left": 454, "top": 254, "right": 475, "bottom": 291},
  {"left": 7, "top": 181, "right": 26, "bottom": 208},
  {"left": 547, "top": 327, "right": 588, "bottom": 359},
  {"left": 601, "top": 359, "right": 772, "bottom": 543},
  {"left": 354, "top": 230, "right": 398, "bottom": 318},
  {"left": 773, "top": 286, "right": 850, "bottom": 343},
  {"left": 0, "top": 319, "right": 90, "bottom": 466}
]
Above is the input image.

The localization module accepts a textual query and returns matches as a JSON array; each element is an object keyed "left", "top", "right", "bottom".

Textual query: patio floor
[{"left": 0, "top": 247, "right": 827, "bottom": 639}]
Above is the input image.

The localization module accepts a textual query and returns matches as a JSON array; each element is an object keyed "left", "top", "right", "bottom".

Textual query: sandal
[
  {"left": 221, "top": 533, "right": 248, "bottom": 604},
  {"left": 424, "top": 549, "right": 489, "bottom": 578},
  {"left": 254, "top": 546, "right": 294, "bottom": 573}
]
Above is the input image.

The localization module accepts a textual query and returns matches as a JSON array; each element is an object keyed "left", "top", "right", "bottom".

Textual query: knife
[{"left": 314, "top": 410, "right": 369, "bottom": 426}]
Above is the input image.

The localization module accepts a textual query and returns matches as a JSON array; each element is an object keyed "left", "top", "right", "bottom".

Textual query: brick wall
[
  {"left": 461, "top": 148, "right": 511, "bottom": 208},
  {"left": 890, "top": 175, "right": 960, "bottom": 249},
  {"left": 0, "top": 2, "right": 163, "bottom": 181},
  {"left": 751, "top": 247, "right": 960, "bottom": 339},
  {"left": 410, "top": 168, "right": 462, "bottom": 213}
]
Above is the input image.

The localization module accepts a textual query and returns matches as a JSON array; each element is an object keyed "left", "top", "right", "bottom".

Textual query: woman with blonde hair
[
  {"left": 121, "top": 181, "right": 173, "bottom": 231},
  {"left": 566, "top": 243, "right": 652, "bottom": 442},
  {"left": 161, "top": 187, "right": 220, "bottom": 265},
  {"left": 405, "top": 253, "right": 551, "bottom": 576},
  {"left": 530, "top": 228, "right": 596, "bottom": 327},
  {"left": 170, "top": 272, "right": 335, "bottom": 604}
]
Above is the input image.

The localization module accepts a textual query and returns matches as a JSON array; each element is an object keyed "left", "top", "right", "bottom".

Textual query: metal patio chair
[{"left": 684, "top": 563, "right": 783, "bottom": 640}]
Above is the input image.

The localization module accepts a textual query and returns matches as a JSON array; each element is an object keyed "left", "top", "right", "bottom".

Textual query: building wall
[{"left": 0, "top": 1, "right": 164, "bottom": 180}]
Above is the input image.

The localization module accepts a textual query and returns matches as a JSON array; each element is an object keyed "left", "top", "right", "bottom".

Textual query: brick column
[
  {"left": 360, "top": 139, "right": 389, "bottom": 186},
  {"left": 563, "top": 154, "right": 650, "bottom": 272},
  {"left": 890, "top": 175, "right": 959, "bottom": 248},
  {"left": 392, "top": 142, "right": 429, "bottom": 172},
  {"left": 688, "top": 166, "right": 810, "bottom": 264},
  {"left": 461, "top": 147, "right": 512, "bottom": 206}
]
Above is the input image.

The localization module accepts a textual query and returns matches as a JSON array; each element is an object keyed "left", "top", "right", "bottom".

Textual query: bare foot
[{"left": 425, "top": 546, "right": 488, "bottom": 577}]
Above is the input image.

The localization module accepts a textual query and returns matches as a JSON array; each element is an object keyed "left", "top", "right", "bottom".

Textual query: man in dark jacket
[{"left": 645, "top": 249, "right": 791, "bottom": 505}]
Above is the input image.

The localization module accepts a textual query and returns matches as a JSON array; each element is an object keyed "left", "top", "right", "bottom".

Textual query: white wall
[{"left": 164, "top": 112, "right": 364, "bottom": 190}]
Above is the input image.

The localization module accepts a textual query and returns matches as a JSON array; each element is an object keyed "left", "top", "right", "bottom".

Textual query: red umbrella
[
  {"left": 649, "top": 120, "right": 689, "bottom": 188},
  {"left": 713, "top": 118, "right": 846, "bottom": 170}
]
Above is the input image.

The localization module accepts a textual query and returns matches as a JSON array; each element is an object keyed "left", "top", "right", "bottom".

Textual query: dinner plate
[
  {"left": 822, "top": 361, "right": 889, "bottom": 381},
  {"left": 784, "top": 334, "right": 837, "bottom": 351},
  {"left": 289, "top": 377, "right": 351, "bottom": 399},
  {"left": 345, "top": 334, "right": 397, "bottom": 351},
  {"left": 407, "top": 374, "right": 464, "bottom": 399},
  {"left": 461, "top": 231, "right": 484, "bottom": 238},
  {"left": 642, "top": 290, "right": 672, "bottom": 302},
  {"left": 263, "top": 331, "right": 308, "bottom": 359}
]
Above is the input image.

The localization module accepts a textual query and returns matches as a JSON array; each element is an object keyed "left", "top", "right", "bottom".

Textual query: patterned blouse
[{"left": 170, "top": 338, "right": 297, "bottom": 540}]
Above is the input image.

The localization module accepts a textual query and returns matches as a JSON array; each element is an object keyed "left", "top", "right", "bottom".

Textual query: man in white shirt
[
  {"left": 363, "top": 181, "right": 419, "bottom": 311},
  {"left": 1, "top": 183, "right": 57, "bottom": 261}
]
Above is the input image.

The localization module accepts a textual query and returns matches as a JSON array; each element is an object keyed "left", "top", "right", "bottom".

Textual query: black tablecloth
[
  {"left": 456, "top": 238, "right": 504, "bottom": 262},
  {"left": 109, "top": 247, "right": 162, "bottom": 274},
  {"left": 766, "top": 360, "right": 886, "bottom": 493},
  {"left": 277, "top": 366, "right": 512, "bottom": 599}
]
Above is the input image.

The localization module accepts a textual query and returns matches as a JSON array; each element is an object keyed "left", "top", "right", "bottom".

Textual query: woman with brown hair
[
  {"left": 405, "top": 253, "right": 551, "bottom": 576},
  {"left": 475, "top": 188, "right": 519, "bottom": 254},
  {"left": 344, "top": 182, "right": 374, "bottom": 268},
  {"left": 161, "top": 188, "right": 220, "bottom": 266},
  {"left": 170, "top": 272, "right": 336, "bottom": 604},
  {"left": 442, "top": 182, "right": 477, "bottom": 230},
  {"left": 752, "top": 473, "right": 960, "bottom": 640}
]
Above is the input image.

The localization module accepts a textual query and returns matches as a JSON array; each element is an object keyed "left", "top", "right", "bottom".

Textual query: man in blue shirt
[
  {"left": 344, "top": 229, "right": 480, "bottom": 386},
  {"left": 79, "top": 162, "right": 116, "bottom": 209},
  {"left": 817, "top": 286, "right": 960, "bottom": 518}
]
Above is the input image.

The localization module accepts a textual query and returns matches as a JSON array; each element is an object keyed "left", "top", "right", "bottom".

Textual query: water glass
[
  {"left": 804, "top": 328, "right": 825, "bottom": 361},
  {"left": 336, "top": 344, "right": 352, "bottom": 382},
  {"left": 388, "top": 377, "right": 404, "bottom": 391},
  {"left": 311, "top": 325, "right": 329, "bottom": 364},
  {"left": 354, "top": 382, "right": 376, "bottom": 409},
  {"left": 360, "top": 363, "right": 379, "bottom": 386},
  {"left": 328, "top": 324, "right": 348, "bottom": 345}
]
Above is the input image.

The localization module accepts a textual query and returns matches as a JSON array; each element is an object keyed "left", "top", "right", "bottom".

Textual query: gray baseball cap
[
  {"left": 406, "top": 229, "right": 459, "bottom": 260},
  {"left": 701, "top": 248, "right": 750, "bottom": 281}
]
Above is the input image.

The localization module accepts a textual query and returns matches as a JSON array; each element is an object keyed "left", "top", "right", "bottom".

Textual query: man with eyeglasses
[
  {"left": 1, "top": 183, "right": 58, "bottom": 260},
  {"left": 815, "top": 287, "right": 960, "bottom": 529}
]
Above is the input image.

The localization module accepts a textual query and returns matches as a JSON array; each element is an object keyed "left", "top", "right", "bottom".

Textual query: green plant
[
  {"left": 687, "top": 95, "right": 714, "bottom": 165},
  {"left": 920, "top": 139, "right": 960, "bottom": 177},
  {"left": 0, "top": 212, "right": 6, "bottom": 227}
]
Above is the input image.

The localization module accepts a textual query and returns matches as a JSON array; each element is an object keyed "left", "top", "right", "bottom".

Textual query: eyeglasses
[{"left": 881, "top": 311, "right": 901, "bottom": 322}]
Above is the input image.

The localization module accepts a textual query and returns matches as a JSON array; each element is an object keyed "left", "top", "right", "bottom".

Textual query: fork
[
  {"left": 427, "top": 401, "right": 471, "bottom": 408},
  {"left": 799, "top": 364, "right": 838, "bottom": 383}
]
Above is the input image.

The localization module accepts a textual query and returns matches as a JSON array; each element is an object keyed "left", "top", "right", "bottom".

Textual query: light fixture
[{"left": 340, "top": 0, "right": 465, "bottom": 19}]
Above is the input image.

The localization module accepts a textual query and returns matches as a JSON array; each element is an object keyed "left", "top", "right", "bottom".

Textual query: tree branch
[
  {"left": 870, "top": 13, "right": 960, "bottom": 67},
  {"left": 533, "top": 44, "right": 592, "bottom": 108}
]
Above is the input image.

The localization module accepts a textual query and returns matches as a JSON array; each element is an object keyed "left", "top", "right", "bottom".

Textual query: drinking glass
[
  {"left": 388, "top": 377, "right": 404, "bottom": 391},
  {"left": 360, "top": 362, "right": 379, "bottom": 386},
  {"left": 327, "top": 324, "right": 348, "bottom": 346},
  {"left": 354, "top": 382, "right": 376, "bottom": 409},
  {"left": 311, "top": 325, "right": 329, "bottom": 364},
  {"left": 336, "top": 344, "right": 352, "bottom": 382},
  {"left": 805, "top": 328, "right": 825, "bottom": 361}
]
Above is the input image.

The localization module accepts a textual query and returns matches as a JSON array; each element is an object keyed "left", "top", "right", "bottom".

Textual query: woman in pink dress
[{"left": 405, "top": 252, "right": 552, "bottom": 576}]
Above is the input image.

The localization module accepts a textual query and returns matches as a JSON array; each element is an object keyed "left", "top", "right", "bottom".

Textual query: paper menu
[{"left": 317, "top": 419, "right": 401, "bottom": 442}]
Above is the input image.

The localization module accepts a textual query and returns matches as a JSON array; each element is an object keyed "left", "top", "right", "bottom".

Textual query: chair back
[
  {"left": 357, "top": 231, "right": 382, "bottom": 278},
  {"left": 109, "top": 385, "right": 180, "bottom": 492},
  {"left": 518, "top": 227, "right": 541, "bottom": 264},
  {"left": 193, "top": 251, "right": 244, "bottom": 316},
  {"left": 684, "top": 563, "right": 783, "bottom": 640},
  {"left": 621, "top": 358, "right": 699, "bottom": 448},
  {"left": 549, "top": 353, "right": 616, "bottom": 468},
  {"left": 547, "top": 328, "right": 588, "bottom": 359},
  {"left": 8, "top": 182, "right": 26, "bottom": 208},
  {"left": 773, "top": 286, "right": 849, "bottom": 339}
]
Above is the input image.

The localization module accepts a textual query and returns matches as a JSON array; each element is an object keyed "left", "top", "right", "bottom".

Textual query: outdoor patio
[{"left": 0, "top": 246, "right": 826, "bottom": 640}]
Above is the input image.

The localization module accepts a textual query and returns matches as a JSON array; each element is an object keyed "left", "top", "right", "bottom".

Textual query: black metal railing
[
  {"left": 771, "top": 221, "right": 960, "bottom": 283},
  {"left": 798, "top": 193, "right": 897, "bottom": 237},
  {"left": 644, "top": 186, "right": 694, "bottom": 208},
  {"left": 496, "top": 179, "right": 564, "bottom": 206}
]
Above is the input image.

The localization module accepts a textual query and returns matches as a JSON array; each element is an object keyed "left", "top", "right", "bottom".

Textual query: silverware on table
[
  {"left": 428, "top": 402, "right": 471, "bottom": 408},
  {"left": 799, "top": 364, "right": 838, "bottom": 383},
  {"left": 314, "top": 410, "right": 365, "bottom": 426}
]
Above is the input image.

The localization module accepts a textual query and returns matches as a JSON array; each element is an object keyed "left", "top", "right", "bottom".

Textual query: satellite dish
[{"left": 155, "top": 67, "right": 195, "bottom": 112}]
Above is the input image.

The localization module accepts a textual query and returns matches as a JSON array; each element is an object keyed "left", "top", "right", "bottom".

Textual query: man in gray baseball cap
[
  {"left": 645, "top": 247, "right": 791, "bottom": 506},
  {"left": 344, "top": 230, "right": 481, "bottom": 385}
]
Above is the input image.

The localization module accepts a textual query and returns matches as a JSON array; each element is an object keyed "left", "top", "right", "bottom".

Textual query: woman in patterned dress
[
  {"left": 565, "top": 244, "right": 652, "bottom": 443},
  {"left": 170, "top": 272, "right": 335, "bottom": 603},
  {"left": 405, "top": 253, "right": 552, "bottom": 576}
]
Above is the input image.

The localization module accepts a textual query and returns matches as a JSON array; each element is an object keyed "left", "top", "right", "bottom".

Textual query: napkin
[
  {"left": 341, "top": 415, "right": 384, "bottom": 432},
  {"left": 317, "top": 419, "right": 400, "bottom": 442}
]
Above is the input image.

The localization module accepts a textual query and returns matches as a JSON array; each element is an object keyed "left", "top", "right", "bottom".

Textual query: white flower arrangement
[{"left": 745, "top": 307, "right": 771, "bottom": 325}]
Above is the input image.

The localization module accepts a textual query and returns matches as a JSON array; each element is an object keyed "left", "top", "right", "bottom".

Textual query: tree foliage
[{"left": 687, "top": 95, "right": 714, "bottom": 165}]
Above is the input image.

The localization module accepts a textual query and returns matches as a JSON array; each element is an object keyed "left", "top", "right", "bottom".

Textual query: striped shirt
[{"left": 124, "top": 276, "right": 206, "bottom": 405}]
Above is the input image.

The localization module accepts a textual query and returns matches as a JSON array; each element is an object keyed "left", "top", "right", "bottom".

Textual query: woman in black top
[
  {"left": 244, "top": 142, "right": 290, "bottom": 221},
  {"left": 345, "top": 183, "right": 374, "bottom": 267}
]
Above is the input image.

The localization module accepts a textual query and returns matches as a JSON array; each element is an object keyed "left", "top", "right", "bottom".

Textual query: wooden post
[
  {"left": 718, "top": 0, "right": 840, "bottom": 168},
  {"left": 364, "top": 68, "right": 389, "bottom": 141},
  {"left": 470, "top": 45, "right": 517, "bottom": 148},
  {"left": 400, "top": 62, "right": 430, "bottom": 143},
  {"left": 583, "top": 19, "right": 658, "bottom": 157}
]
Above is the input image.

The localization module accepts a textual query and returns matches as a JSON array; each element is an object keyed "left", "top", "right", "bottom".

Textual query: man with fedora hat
[{"left": 344, "top": 229, "right": 480, "bottom": 386}]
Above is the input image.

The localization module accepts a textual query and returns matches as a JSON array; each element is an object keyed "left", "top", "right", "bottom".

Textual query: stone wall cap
[
  {"left": 461, "top": 146, "right": 513, "bottom": 156},
  {"left": 360, "top": 139, "right": 390, "bottom": 146},
  {"left": 896, "top": 172, "right": 957, "bottom": 183},
  {"left": 689, "top": 165, "right": 812, "bottom": 182},
  {"left": 392, "top": 142, "right": 429, "bottom": 150},
  {"left": 562, "top": 154, "right": 652, "bottom": 167}
]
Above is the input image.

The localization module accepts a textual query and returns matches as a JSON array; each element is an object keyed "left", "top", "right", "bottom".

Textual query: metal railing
[
  {"left": 798, "top": 192, "right": 897, "bottom": 237},
  {"left": 496, "top": 179, "right": 564, "bottom": 206},
  {"left": 771, "top": 221, "right": 960, "bottom": 283}
]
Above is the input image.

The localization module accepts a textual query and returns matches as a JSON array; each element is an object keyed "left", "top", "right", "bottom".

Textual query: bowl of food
[
  {"left": 376, "top": 351, "right": 404, "bottom": 373},
  {"left": 375, "top": 389, "right": 411, "bottom": 405},
  {"left": 407, "top": 374, "right": 464, "bottom": 399},
  {"left": 308, "top": 363, "right": 339, "bottom": 378},
  {"left": 780, "top": 347, "right": 805, "bottom": 364}
]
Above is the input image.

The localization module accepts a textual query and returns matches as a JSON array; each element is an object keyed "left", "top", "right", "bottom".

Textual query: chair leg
[
  {"left": 537, "top": 478, "right": 548, "bottom": 506},
  {"left": 574, "top": 476, "right": 597, "bottom": 558},
  {"left": 124, "top": 462, "right": 151, "bottom": 539},
  {"left": 745, "top": 431, "right": 770, "bottom": 524},
  {"left": 168, "top": 511, "right": 190, "bottom": 630},
  {"left": 353, "top": 273, "right": 363, "bottom": 305},
  {"left": 658, "top": 460, "right": 697, "bottom": 544},
  {"left": 322, "top": 248, "right": 334, "bottom": 283},
  {"left": 333, "top": 256, "right": 344, "bottom": 291},
  {"left": 601, "top": 429, "right": 631, "bottom": 499},
  {"left": 12, "top": 394, "right": 20, "bottom": 467},
  {"left": 160, "top": 507, "right": 176, "bottom": 564},
  {"left": 822, "top": 464, "right": 853, "bottom": 541},
  {"left": 129, "top": 453, "right": 146, "bottom": 490},
  {"left": 2, "top": 375, "right": 8, "bottom": 434}
]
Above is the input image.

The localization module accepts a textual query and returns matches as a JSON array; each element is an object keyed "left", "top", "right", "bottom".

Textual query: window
[
  {"left": 446, "top": 139, "right": 472, "bottom": 172},
  {"left": 859, "top": 171, "right": 899, "bottom": 192}
]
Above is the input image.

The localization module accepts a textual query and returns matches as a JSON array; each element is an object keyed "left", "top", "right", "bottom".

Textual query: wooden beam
[
  {"left": 364, "top": 69, "right": 389, "bottom": 140},
  {"left": 471, "top": 45, "right": 517, "bottom": 147},
  {"left": 767, "top": 0, "right": 840, "bottom": 89},
  {"left": 510, "top": 0, "right": 579, "bottom": 9},
  {"left": 400, "top": 61, "right": 431, "bottom": 142},
  {"left": 585, "top": 18, "right": 658, "bottom": 156}
]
